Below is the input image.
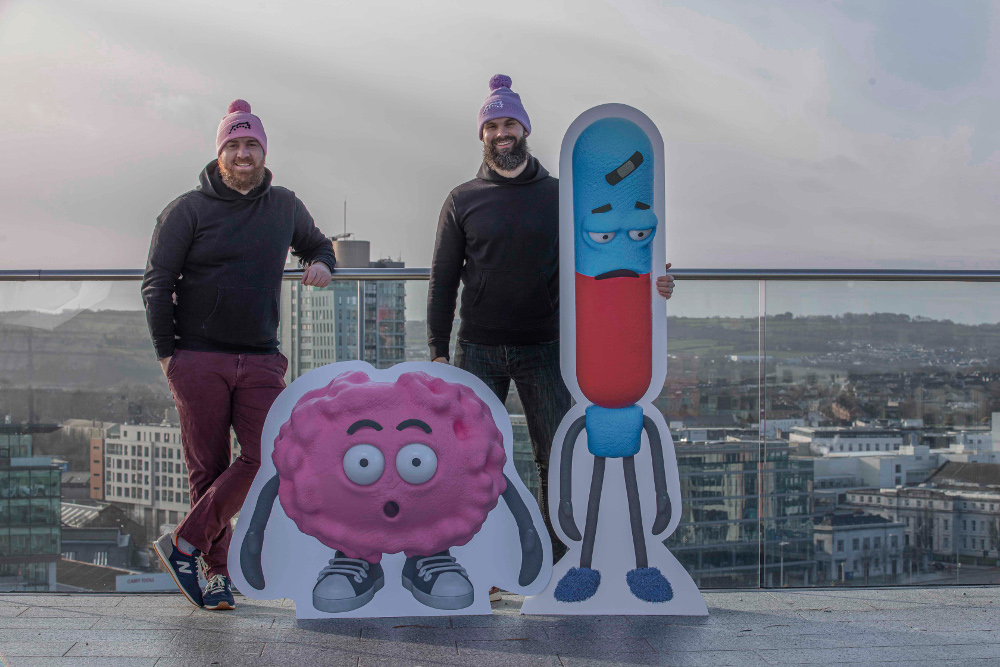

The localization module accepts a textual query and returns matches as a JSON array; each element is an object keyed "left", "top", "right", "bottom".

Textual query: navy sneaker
[
  {"left": 203, "top": 574, "right": 236, "bottom": 610},
  {"left": 153, "top": 533, "right": 203, "bottom": 608},
  {"left": 401, "top": 550, "right": 474, "bottom": 610},
  {"left": 312, "top": 552, "right": 384, "bottom": 613}
]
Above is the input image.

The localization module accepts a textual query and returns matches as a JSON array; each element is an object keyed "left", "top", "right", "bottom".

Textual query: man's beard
[
  {"left": 483, "top": 134, "right": 530, "bottom": 172},
  {"left": 218, "top": 158, "right": 266, "bottom": 193}
]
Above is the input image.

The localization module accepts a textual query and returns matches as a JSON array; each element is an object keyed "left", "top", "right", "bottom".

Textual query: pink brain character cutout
[
  {"left": 273, "top": 370, "right": 507, "bottom": 561},
  {"left": 238, "top": 369, "right": 544, "bottom": 614}
]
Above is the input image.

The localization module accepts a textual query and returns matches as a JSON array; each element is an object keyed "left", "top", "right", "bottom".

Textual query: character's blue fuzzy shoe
[
  {"left": 554, "top": 567, "right": 601, "bottom": 602},
  {"left": 626, "top": 567, "right": 673, "bottom": 602}
]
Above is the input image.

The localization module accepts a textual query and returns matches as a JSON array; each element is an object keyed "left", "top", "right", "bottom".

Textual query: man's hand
[
  {"left": 159, "top": 357, "right": 171, "bottom": 376},
  {"left": 432, "top": 357, "right": 449, "bottom": 363},
  {"left": 302, "top": 262, "right": 332, "bottom": 287},
  {"left": 656, "top": 262, "right": 675, "bottom": 300}
]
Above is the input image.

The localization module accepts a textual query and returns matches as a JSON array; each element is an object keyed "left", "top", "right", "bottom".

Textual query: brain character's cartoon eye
[
  {"left": 588, "top": 231, "right": 615, "bottom": 244},
  {"left": 395, "top": 443, "right": 438, "bottom": 484},
  {"left": 343, "top": 444, "right": 385, "bottom": 485},
  {"left": 628, "top": 229, "right": 653, "bottom": 241}
]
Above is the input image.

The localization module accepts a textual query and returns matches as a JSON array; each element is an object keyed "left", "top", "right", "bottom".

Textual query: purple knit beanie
[
  {"left": 477, "top": 74, "right": 531, "bottom": 140},
  {"left": 216, "top": 99, "right": 268, "bottom": 155}
]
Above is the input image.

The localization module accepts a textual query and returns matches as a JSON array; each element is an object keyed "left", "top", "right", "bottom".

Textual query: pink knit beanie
[{"left": 216, "top": 99, "right": 268, "bottom": 155}]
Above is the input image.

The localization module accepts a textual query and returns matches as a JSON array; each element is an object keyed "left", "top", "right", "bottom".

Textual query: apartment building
[
  {"left": 814, "top": 514, "right": 905, "bottom": 584},
  {"left": 843, "top": 462, "right": 1000, "bottom": 564}
]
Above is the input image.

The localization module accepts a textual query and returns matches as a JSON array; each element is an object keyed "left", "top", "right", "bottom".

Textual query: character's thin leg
[
  {"left": 579, "top": 457, "right": 606, "bottom": 569},
  {"left": 622, "top": 456, "right": 648, "bottom": 569},
  {"left": 239, "top": 474, "right": 280, "bottom": 590},
  {"left": 554, "top": 457, "right": 605, "bottom": 602},
  {"left": 622, "top": 455, "right": 674, "bottom": 603},
  {"left": 501, "top": 473, "right": 544, "bottom": 586}
]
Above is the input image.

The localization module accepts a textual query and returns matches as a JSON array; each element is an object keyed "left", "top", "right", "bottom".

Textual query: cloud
[{"left": 1, "top": 0, "right": 997, "bottom": 288}]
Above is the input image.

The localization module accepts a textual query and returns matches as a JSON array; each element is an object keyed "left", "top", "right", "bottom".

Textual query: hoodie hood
[
  {"left": 477, "top": 155, "right": 549, "bottom": 184},
  {"left": 197, "top": 160, "right": 273, "bottom": 201}
]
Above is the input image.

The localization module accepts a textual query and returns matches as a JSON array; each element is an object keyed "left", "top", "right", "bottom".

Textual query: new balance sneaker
[
  {"left": 312, "top": 552, "right": 384, "bottom": 613},
  {"left": 401, "top": 550, "right": 474, "bottom": 610},
  {"left": 153, "top": 533, "right": 203, "bottom": 608},
  {"left": 203, "top": 574, "right": 236, "bottom": 611}
]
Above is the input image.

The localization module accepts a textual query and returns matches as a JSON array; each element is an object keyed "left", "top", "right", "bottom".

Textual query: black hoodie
[
  {"left": 427, "top": 156, "right": 559, "bottom": 359},
  {"left": 142, "top": 161, "right": 336, "bottom": 359}
]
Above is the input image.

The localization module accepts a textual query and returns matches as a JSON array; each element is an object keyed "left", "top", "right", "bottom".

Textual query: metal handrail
[{"left": 1, "top": 268, "right": 998, "bottom": 282}]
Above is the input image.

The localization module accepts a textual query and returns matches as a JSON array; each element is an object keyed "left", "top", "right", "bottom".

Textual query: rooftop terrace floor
[{"left": 0, "top": 587, "right": 998, "bottom": 666}]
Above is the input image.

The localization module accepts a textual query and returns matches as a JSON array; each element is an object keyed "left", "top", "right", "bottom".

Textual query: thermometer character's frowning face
[{"left": 572, "top": 118, "right": 657, "bottom": 280}]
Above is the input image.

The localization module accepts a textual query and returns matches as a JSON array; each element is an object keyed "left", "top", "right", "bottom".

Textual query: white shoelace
[
  {"left": 204, "top": 574, "right": 228, "bottom": 596},
  {"left": 318, "top": 556, "right": 370, "bottom": 584},
  {"left": 415, "top": 554, "right": 467, "bottom": 582}
]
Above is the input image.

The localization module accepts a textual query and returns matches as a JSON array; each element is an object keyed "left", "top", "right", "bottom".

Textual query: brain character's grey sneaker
[
  {"left": 202, "top": 574, "right": 236, "bottom": 610},
  {"left": 401, "top": 550, "right": 474, "bottom": 610},
  {"left": 312, "top": 552, "right": 384, "bottom": 613}
]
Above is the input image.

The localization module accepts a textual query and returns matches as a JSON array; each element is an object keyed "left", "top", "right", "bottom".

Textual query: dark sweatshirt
[
  {"left": 427, "top": 156, "right": 559, "bottom": 360},
  {"left": 142, "top": 161, "right": 336, "bottom": 359}
]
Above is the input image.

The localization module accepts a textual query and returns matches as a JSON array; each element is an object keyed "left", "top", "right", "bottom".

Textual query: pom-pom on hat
[
  {"left": 216, "top": 99, "right": 268, "bottom": 156},
  {"left": 477, "top": 74, "right": 531, "bottom": 140}
]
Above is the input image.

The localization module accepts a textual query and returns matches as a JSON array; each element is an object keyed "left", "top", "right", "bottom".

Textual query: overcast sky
[{"left": 2, "top": 0, "right": 999, "bottom": 321}]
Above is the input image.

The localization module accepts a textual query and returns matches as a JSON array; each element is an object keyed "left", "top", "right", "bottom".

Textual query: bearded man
[
  {"left": 142, "top": 99, "right": 335, "bottom": 610},
  {"left": 427, "top": 76, "right": 676, "bottom": 591}
]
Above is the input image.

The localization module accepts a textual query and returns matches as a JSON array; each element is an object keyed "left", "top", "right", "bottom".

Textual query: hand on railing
[
  {"left": 301, "top": 262, "right": 332, "bottom": 287},
  {"left": 656, "top": 262, "right": 675, "bottom": 299}
]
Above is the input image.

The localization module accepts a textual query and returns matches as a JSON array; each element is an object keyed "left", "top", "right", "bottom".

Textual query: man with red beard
[
  {"left": 142, "top": 100, "right": 335, "bottom": 610},
  {"left": 427, "top": 76, "right": 675, "bottom": 595}
]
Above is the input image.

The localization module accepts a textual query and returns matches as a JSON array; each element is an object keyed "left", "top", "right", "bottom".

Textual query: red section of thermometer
[{"left": 575, "top": 272, "right": 652, "bottom": 408}]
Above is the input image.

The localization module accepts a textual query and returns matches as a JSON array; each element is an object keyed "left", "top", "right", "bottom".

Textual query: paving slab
[{"left": 1, "top": 587, "right": 999, "bottom": 665}]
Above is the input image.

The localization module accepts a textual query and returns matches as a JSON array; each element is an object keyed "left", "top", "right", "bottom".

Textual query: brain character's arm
[
  {"left": 239, "top": 474, "right": 280, "bottom": 590},
  {"left": 643, "top": 416, "right": 672, "bottom": 535},
  {"left": 500, "top": 473, "right": 544, "bottom": 586},
  {"left": 557, "top": 415, "right": 587, "bottom": 541}
]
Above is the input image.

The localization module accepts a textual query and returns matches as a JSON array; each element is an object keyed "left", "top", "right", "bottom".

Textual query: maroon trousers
[{"left": 166, "top": 349, "right": 286, "bottom": 578}]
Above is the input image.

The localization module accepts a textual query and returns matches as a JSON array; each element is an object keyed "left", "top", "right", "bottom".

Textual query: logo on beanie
[
  {"left": 228, "top": 121, "right": 252, "bottom": 134},
  {"left": 482, "top": 100, "right": 504, "bottom": 114}
]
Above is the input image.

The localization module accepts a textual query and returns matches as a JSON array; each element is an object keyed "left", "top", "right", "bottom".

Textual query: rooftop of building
[
  {"left": 816, "top": 513, "right": 903, "bottom": 528},
  {"left": 1, "top": 587, "right": 999, "bottom": 665},
  {"left": 927, "top": 461, "right": 1000, "bottom": 489}
]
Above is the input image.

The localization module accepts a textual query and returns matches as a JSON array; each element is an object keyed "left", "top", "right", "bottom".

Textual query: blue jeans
[{"left": 454, "top": 339, "right": 572, "bottom": 554}]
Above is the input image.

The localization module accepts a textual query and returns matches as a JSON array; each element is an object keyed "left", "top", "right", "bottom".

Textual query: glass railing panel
[
  {"left": 660, "top": 280, "right": 764, "bottom": 588},
  {"left": 763, "top": 280, "right": 1000, "bottom": 587}
]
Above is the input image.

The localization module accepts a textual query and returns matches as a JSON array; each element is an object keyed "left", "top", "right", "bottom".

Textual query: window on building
[
  {"left": 852, "top": 538, "right": 860, "bottom": 550},
  {"left": 944, "top": 537, "right": 949, "bottom": 549},
  {"left": 874, "top": 537, "right": 881, "bottom": 549},
  {"left": 863, "top": 537, "right": 870, "bottom": 550},
  {"left": 944, "top": 519, "right": 949, "bottom": 530},
  {"left": 891, "top": 535, "right": 898, "bottom": 548},
  {"left": 837, "top": 540, "right": 844, "bottom": 552}
]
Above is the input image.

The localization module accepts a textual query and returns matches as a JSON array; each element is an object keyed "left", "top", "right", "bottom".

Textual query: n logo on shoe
[{"left": 178, "top": 562, "right": 192, "bottom": 574}]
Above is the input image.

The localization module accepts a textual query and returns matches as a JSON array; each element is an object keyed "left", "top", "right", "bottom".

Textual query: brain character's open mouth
[{"left": 383, "top": 501, "right": 400, "bottom": 518}]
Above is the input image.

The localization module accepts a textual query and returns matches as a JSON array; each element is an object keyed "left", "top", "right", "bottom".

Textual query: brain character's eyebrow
[
  {"left": 347, "top": 419, "right": 383, "bottom": 434},
  {"left": 634, "top": 201, "right": 650, "bottom": 210},
  {"left": 591, "top": 203, "right": 612, "bottom": 214},
  {"left": 396, "top": 419, "right": 432, "bottom": 433},
  {"left": 605, "top": 151, "right": 644, "bottom": 186}
]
